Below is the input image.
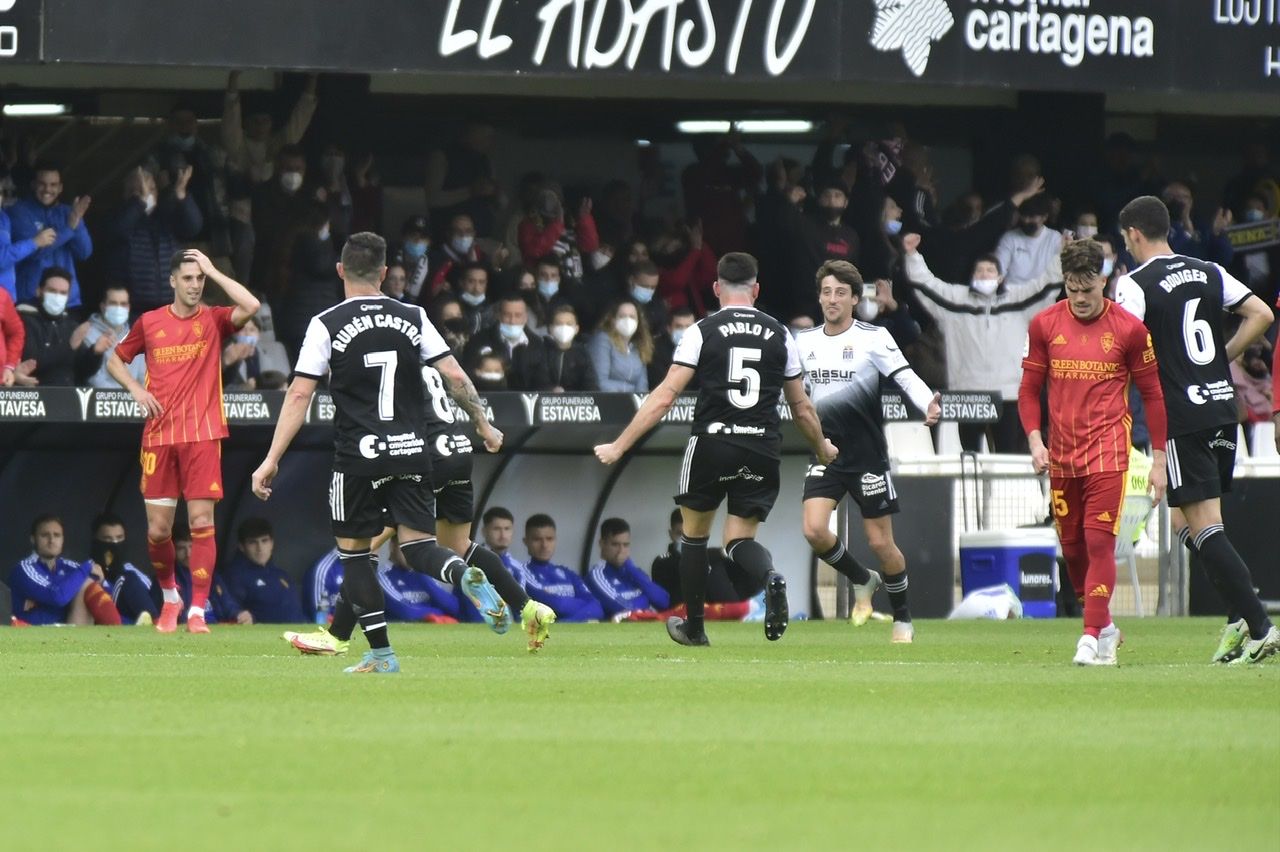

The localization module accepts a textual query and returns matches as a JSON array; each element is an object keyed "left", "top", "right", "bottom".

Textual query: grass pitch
[{"left": 0, "top": 618, "right": 1275, "bottom": 852}]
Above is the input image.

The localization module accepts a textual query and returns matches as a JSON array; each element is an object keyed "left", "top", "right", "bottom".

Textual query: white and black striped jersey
[
  {"left": 295, "top": 295, "right": 451, "bottom": 476},
  {"left": 1115, "top": 255, "right": 1253, "bottom": 437},
  {"left": 420, "top": 364, "right": 473, "bottom": 461},
  {"left": 795, "top": 321, "right": 934, "bottom": 472},
  {"left": 672, "top": 305, "right": 802, "bottom": 459}
]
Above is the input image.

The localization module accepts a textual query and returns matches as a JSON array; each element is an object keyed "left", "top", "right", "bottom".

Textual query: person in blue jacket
[
  {"left": 9, "top": 513, "right": 120, "bottom": 625},
  {"left": 1, "top": 206, "right": 56, "bottom": 302},
  {"left": 83, "top": 512, "right": 157, "bottom": 625},
  {"left": 7, "top": 162, "right": 93, "bottom": 308},
  {"left": 586, "top": 517, "right": 670, "bottom": 620},
  {"left": 222, "top": 517, "right": 305, "bottom": 624},
  {"left": 303, "top": 548, "right": 344, "bottom": 624},
  {"left": 378, "top": 544, "right": 462, "bottom": 623},
  {"left": 521, "top": 514, "right": 603, "bottom": 622}
]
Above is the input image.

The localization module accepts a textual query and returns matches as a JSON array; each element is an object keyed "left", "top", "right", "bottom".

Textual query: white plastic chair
[{"left": 1115, "top": 493, "right": 1154, "bottom": 617}]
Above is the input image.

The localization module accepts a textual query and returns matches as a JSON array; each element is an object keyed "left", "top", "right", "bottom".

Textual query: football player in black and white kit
[
  {"left": 1115, "top": 196, "right": 1278, "bottom": 665},
  {"left": 595, "top": 252, "right": 837, "bottom": 647},
  {"left": 796, "top": 260, "right": 941, "bottom": 644},
  {"left": 251, "top": 233, "right": 509, "bottom": 673}
]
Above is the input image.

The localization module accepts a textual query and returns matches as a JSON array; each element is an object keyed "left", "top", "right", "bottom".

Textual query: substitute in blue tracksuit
[
  {"left": 83, "top": 512, "right": 157, "bottom": 625},
  {"left": 521, "top": 514, "right": 604, "bottom": 622},
  {"left": 379, "top": 558, "right": 462, "bottom": 622},
  {"left": 304, "top": 548, "right": 344, "bottom": 624},
  {"left": 7, "top": 165, "right": 93, "bottom": 307},
  {"left": 9, "top": 514, "right": 96, "bottom": 624},
  {"left": 222, "top": 518, "right": 305, "bottom": 624},
  {"left": 586, "top": 517, "right": 670, "bottom": 619}
]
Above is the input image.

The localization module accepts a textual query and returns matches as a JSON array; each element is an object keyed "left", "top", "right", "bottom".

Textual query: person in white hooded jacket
[{"left": 902, "top": 232, "right": 1061, "bottom": 453}]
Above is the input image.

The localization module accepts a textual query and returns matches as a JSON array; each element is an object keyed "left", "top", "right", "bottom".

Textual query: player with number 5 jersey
[
  {"left": 107, "top": 249, "right": 260, "bottom": 635},
  {"left": 594, "top": 252, "right": 837, "bottom": 648},
  {"left": 1115, "top": 196, "right": 1279, "bottom": 665},
  {"left": 1019, "top": 239, "right": 1168, "bottom": 666}
]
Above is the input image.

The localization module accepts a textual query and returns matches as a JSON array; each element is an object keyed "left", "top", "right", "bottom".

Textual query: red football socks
[
  {"left": 189, "top": 525, "right": 217, "bottom": 610},
  {"left": 1081, "top": 529, "right": 1117, "bottom": 638},
  {"left": 148, "top": 535, "right": 177, "bottom": 590},
  {"left": 83, "top": 582, "right": 122, "bottom": 625}
]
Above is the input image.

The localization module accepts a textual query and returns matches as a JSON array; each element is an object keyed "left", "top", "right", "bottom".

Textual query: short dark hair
[
  {"left": 340, "top": 232, "right": 387, "bottom": 283},
  {"left": 1018, "top": 192, "right": 1054, "bottom": 218},
  {"left": 30, "top": 512, "right": 63, "bottom": 537},
  {"left": 551, "top": 304, "right": 578, "bottom": 322},
  {"left": 669, "top": 508, "right": 683, "bottom": 527},
  {"left": 599, "top": 517, "right": 630, "bottom": 539},
  {"left": 630, "top": 259, "right": 660, "bottom": 278},
  {"left": 526, "top": 513, "right": 556, "bottom": 533},
  {"left": 717, "top": 252, "right": 758, "bottom": 286},
  {"left": 38, "top": 266, "right": 72, "bottom": 288},
  {"left": 102, "top": 284, "right": 130, "bottom": 300},
  {"left": 169, "top": 250, "right": 195, "bottom": 274},
  {"left": 237, "top": 517, "right": 274, "bottom": 544},
  {"left": 535, "top": 255, "right": 561, "bottom": 272},
  {"left": 91, "top": 512, "right": 126, "bottom": 537},
  {"left": 671, "top": 307, "right": 696, "bottom": 322},
  {"left": 1118, "top": 195, "right": 1171, "bottom": 241},
  {"left": 973, "top": 254, "right": 1003, "bottom": 275},
  {"left": 1061, "top": 240, "right": 1104, "bottom": 282},
  {"left": 31, "top": 160, "right": 61, "bottom": 178},
  {"left": 814, "top": 259, "right": 863, "bottom": 292},
  {"left": 498, "top": 292, "right": 527, "bottom": 308},
  {"left": 482, "top": 506, "right": 513, "bottom": 526}
]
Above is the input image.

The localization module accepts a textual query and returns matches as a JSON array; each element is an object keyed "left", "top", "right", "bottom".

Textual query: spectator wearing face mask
[
  {"left": 106, "top": 165, "right": 204, "bottom": 314},
  {"left": 858, "top": 195, "right": 905, "bottom": 282},
  {"left": 1231, "top": 343, "right": 1274, "bottom": 428},
  {"left": 471, "top": 352, "right": 508, "bottom": 392},
  {"left": 1161, "top": 181, "right": 1234, "bottom": 267},
  {"left": 221, "top": 316, "right": 268, "bottom": 391},
  {"left": 14, "top": 267, "right": 80, "bottom": 387},
  {"left": 1095, "top": 234, "right": 1123, "bottom": 292},
  {"left": 427, "top": 213, "right": 487, "bottom": 297},
  {"left": 994, "top": 193, "right": 1062, "bottom": 284},
  {"left": 776, "top": 183, "right": 862, "bottom": 320},
  {"left": 276, "top": 202, "right": 341, "bottom": 362},
  {"left": 250, "top": 145, "right": 315, "bottom": 297},
  {"left": 526, "top": 255, "right": 584, "bottom": 334},
  {"left": 626, "top": 259, "right": 668, "bottom": 339},
  {"left": 903, "top": 233, "right": 1061, "bottom": 453},
  {"left": 462, "top": 293, "right": 553, "bottom": 391},
  {"left": 455, "top": 261, "right": 494, "bottom": 335},
  {"left": 546, "top": 305, "right": 597, "bottom": 392},
  {"left": 429, "top": 293, "right": 469, "bottom": 355},
  {"left": 917, "top": 174, "right": 1045, "bottom": 285},
  {"left": 1231, "top": 192, "right": 1278, "bottom": 300},
  {"left": 648, "top": 307, "right": 698, "bottom": 390},
  {"left": 588, "top": 299, "right": 652, "bottom": 393},
  {"left": 72, "top": 285, "right": 146, "bottom": 388}
]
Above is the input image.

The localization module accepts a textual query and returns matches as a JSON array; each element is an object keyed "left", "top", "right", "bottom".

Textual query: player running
[
  {"left": 107, "top": 249, "right": 260, "bottom": 634},
  {"left": 286, "top": 362, "right": 556, "bottom": 655},
  {"left": 595, "top": 252, "right": 837, "bottom": 647},
  {"left": 796, "top": 256, "right": 941, "bottom": 644},
  {"left": 251, "top": 232, "right": 505, "bottom": 674},
  {"left": 1115, "top": 195, "right": 1279, "bottom": 665},
  {"left": 1019, "top": 238, "right": 1168, "bottom": 666}
]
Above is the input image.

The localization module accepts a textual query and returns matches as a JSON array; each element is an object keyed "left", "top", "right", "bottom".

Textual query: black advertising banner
[
  {"left": 29, "top": 0, "right": 1280, "bottom": 95},
  {"left": 0, "top": 387, "right": 76, "bottom": 421},
  {"left": 1225, "top": 217, "right": 1280, "bottom": 252},
  {"left": 0, "top": 0, "right": 40, "bottom": 63}
]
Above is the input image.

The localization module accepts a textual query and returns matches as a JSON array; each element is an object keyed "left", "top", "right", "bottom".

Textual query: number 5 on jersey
[{"left": 728, "top": 347, "right": 762, "bottom": 409}]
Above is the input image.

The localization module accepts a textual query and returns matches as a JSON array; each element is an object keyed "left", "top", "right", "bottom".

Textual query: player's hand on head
[
  {"left": 594, "top": 443, "right": 623, "bottom": 465},
  {"left": 901, "top": 233, "right": 921, "bottom": 254},
  {"left": 183, "top": 248, "right": 214, "bottom": 275},
  {"left": 925, "top": 392, "right": 942, "bottom": 426}
]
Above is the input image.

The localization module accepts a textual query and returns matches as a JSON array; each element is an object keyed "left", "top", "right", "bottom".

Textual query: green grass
[{"left": 0, "top": 619, "right": 1276, "bottom": 851}]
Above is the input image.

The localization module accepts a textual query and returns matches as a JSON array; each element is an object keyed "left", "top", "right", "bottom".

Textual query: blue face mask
[
  {"left": 631, "top": 286, "right": 655, "bottom": 305},
  {"left": 538, "top": 279, "right": 559, "bottom": 299},
  {"left": 499, "top": 323, "right": 524, "bottom": 340},
  {"left": 236, "top": 334, "right": 259, "bottom": 347},
  {"left": 1245, "top": 209, "right": 1265, "bottom": 222},
  {"left": 403, "top": 241, "right": 428, "bottom": 261},
  {"left": 103, "top": 305, "right": 130, "bottom": 328},
  {"left": 885, "top": 220, "right": 903, "bottom": 235}
]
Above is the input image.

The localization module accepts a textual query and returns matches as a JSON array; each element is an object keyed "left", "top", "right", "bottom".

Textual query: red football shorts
[
  {"left": 1050, "top": 471, "right": 1125, "bottom": 543},
  {"left": 140, "top": 441, "right": 224, "bottom": 502}
]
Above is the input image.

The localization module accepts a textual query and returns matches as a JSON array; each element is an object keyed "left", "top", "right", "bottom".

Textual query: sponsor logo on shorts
[
  {"left": 860, "top": 472, "right": 888, "bottom": 497},
  {"left": 1208, "top": 433, "right": 1236, "bottom": 451},
  {"left": 1096, "top": 510, "right": 1113, "bottom": 522},
  {"left": 718, "top": 466, "right": 764, "bottom": 483}
]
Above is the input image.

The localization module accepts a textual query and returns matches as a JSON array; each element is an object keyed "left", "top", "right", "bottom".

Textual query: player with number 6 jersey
[
  {"left": 107, "top": 249, "right": 260, "bottom": 635},
  {"left": 594, "top": 252, "right": 837, "bottom": 648},
  {"left": 1115, "top": 196, "right": 1278, "bottom": 665},
  {"left": 1020, "top": 239, "right": 1168, "bottom": 666}
]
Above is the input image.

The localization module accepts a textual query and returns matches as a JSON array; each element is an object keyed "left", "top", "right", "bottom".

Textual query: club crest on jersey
[
  {"left": 193, "top": 321, "right": 203, "bottom": 338},
  {"left": 1101, "top": 332, "right": 1114, "bottom": 353},
  {"left": 843, "top": 346, "right": 855, "bottom": 360}
]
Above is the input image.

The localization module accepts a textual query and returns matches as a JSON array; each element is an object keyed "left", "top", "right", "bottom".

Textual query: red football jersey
[
  {"left": 114, "top": 304, "right": 238, "bottom": 447},
  {"left": 1022, "top": 300, "right": 1157, "bottom": 477}
]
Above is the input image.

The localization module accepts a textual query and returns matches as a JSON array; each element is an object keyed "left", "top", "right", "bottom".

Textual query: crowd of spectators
[
  {"left": 6, "top": 508, "right": 761, "bottom": 627},
  {"left": 3, "top": 86, "right": 1273, "bottom": 455}
]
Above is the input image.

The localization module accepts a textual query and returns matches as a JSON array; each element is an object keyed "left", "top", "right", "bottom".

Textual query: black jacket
[
  {"left": 546, "top": 341, "right": 598, "bottom": 391},
  {"left": 462, "top": 326, "right": 554, "bottom": 391},
  {"left": 18, "top": 302, "right": 84, "bottom": 386}
]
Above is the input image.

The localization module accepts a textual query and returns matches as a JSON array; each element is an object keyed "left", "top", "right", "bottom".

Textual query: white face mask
[
  {"left": 1101, "top": 258, "right": 1115, "bottom": 278},
  {"left": 103, "top": 305, "right": 130, "bottom": 328},
  {"left": 460, "top": 291, "right": 486, "bottom": 307},
  {"left": 143, "top": 194, "right": 157, "bottom": 214},
  {"left": 856, "top": 299, "right": 880, "bottom": 321},
  {"left": 614, "top": 316, "right": 639, "bottom": 340},
  {"left": 971, "top": 278, "right": 1000, "bottom": 296},
  {"left": 476, "top": 371, "right": 504, "bottom": 383},
  {"left": 42, "top": 292, "right": 68, "bottom": 316},
  {"left": 280, "top": 171, "right": 303, "bottom": 193},
  {"left": 671, "top": 328, "right": 686, "bottom": 346},
  {"left": 1076, "top": 225, "right": 1098, "bottom": 239},
  {"left": 550, "top": 324, "right": 577, "bottom": 346}
]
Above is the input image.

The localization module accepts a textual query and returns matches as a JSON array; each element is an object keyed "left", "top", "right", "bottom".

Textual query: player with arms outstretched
[
  {"left": 1019, "top": 239, "right": 1168, "bottom": 665},
  {"left": 1115, "top": 195, "right": 1279, "bottom": 664},
  {"left": 252, "top": 233, "right": 507, "bottom": 674},
  {"left": 107, "top": 249, "right": 260, "bottom": 634},
  {"left": 595, "top": 252, "right": 837, "bottom": 647},
  {"left": 796, "top": 255, "right": 941, "bottom": 644}
]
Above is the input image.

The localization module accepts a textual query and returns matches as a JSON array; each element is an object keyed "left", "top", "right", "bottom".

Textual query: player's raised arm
[
  {"left": 783, "top": 377, "right": 837, "bottom": 465},
  {"left": 594, "top": 364, "right": 695, "bottom": 465},
  {"left": 434, "top": 353, "right": 503, "bottom": 453},
  {"left": 184, "top": 249, "right": 260, "bottom": 328}
]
